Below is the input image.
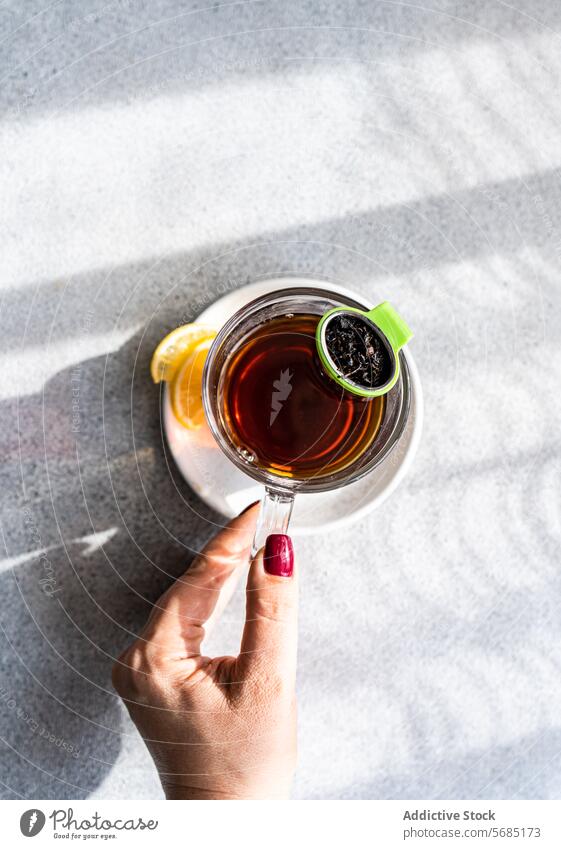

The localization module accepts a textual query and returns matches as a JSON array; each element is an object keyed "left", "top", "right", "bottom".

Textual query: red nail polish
[{"left": 264, "top": 534, "right": 294, "bottom": 577}]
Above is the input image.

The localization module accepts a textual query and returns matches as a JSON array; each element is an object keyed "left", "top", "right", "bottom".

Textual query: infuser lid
[{"left": 315, "top": 301, "right": 413, "bottom": 398}]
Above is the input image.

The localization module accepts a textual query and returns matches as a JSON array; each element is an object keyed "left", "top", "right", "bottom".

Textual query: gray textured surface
[{"left": 1, "top": 0, "right": 561, "bottom": 800}]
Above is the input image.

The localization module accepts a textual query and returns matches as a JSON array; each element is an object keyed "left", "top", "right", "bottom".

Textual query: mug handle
[{"left": 252, "top": 486, "right": 295, "bottom": 557}]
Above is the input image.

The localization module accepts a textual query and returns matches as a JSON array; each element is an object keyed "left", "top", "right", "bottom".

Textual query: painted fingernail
[{"left": 264, "top": 534, "right": 294, "bottom": 577}]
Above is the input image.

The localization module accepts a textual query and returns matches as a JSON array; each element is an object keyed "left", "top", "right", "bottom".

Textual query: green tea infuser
[{"left": 316, "top": 301, "right": 413, "bottom": 398}]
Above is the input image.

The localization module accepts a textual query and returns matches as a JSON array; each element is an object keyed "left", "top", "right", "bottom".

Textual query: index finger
[{"left": 141, "top": 502, "right": 259, "bottom": 657}]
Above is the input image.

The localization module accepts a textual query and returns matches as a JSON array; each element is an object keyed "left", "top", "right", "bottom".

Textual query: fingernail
[
  {"left": 264, "top": 534, "right": 294, "bottom": 577},
  {"left": 239, "top": 500, "right": 260, "bottom": 516}
]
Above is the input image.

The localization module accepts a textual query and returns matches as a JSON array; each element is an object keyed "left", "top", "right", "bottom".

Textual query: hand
[{"left": 111, "top": 504, "right": 297, "bottom": 800}]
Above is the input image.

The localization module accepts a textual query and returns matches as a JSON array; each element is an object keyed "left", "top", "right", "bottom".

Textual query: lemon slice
[
  {"left": 171, "top": 338, "right": 214, "bottom": 429},
  {"left": 150, "top": 324, "right": 216, "bottom": 383}
]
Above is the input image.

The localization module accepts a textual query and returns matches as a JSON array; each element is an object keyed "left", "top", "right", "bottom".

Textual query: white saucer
[{"left": 163, "top": 278, "right": 423, "bottom": 535}]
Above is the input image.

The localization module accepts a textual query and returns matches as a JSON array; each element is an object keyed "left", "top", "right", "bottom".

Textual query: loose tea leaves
[{"left": 324, "top": 313, "right": 392, "bottom": 388}]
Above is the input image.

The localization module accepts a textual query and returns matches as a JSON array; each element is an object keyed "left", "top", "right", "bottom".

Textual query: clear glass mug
[{"left": 202, "top": 286, "right": 411, "bottom": 552}]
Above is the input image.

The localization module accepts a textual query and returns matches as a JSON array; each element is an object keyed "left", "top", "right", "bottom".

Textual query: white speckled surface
[{"left": 1, "top": 0, "right": 561, "bottom": 800}]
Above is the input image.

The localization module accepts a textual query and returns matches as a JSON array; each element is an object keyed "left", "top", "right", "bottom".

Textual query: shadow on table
[
  {"left": 0, "top": 329, "right": 223, "bottom": 799},
  {"left": 2, "top": 0, "right": 560, "bottom": 119}
]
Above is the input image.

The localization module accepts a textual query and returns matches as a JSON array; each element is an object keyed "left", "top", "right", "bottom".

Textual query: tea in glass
[{"left": 219, "top": 313, "right": 385, "bottom": 479}]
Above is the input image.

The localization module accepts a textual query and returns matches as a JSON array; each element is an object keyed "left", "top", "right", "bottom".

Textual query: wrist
[
  {"left": 162, "top": 778, "right": 292, "bottom": 801},
  {"left": 164, "top": 784, "right": 248, "bottom": 801}
]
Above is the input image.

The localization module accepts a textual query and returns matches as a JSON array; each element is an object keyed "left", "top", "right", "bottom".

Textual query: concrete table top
[{"left": 1, "top": 0, "right": 560, "bottom": 799}]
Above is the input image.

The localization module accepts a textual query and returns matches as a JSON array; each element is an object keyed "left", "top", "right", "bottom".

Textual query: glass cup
[{"left": 202, "top": 286, "right": 411, "bottom": 552}]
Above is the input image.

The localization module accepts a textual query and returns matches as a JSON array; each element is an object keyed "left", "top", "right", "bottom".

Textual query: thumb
[{"left": 238, "top": 535, "right": 298, "bottom": 683}]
